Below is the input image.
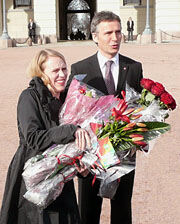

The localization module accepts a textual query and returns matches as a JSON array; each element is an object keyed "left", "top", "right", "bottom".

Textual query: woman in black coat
[{"left": 0, "top": 49, "right": 90, "bottom": 224}]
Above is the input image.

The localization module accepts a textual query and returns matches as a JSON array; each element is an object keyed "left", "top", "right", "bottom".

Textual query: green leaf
[
  {"left": 47, "top": 163, "right": 65, "bottom": 179},
  {"left": 142, "top": 122, "right": 170, "bottom": 141},
  {"left": 141, "top": 89, "right": 147, "bottom": 101},
  {"left": 144, "top": 121, "right": 170, "bottom": 130},
  {"left": 99, "top": 132, "right": 110, "bottom": 139},
  {"left": 145, "top": 92, "right": 155, "bottom": 102},
  {"left": 85, "top": 91, "right": 92, "bottom": 97},
  {"left": 116, "top": 141, "right": 134, "bottom": 151}
]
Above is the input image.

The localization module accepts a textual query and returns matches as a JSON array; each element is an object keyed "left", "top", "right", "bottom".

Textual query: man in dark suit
[
  {"left": 28, "top": 18, "right": 36, "bottom": 43},
  {"left": 127, "top": 17, "right": 134, "bottom": 41},
  {"left": 66, "top": 11, "right": 143, "bottom": 224}
]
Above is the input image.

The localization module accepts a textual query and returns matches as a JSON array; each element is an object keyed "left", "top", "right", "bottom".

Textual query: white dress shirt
[
  {"left": 97, "top": 52, "right": 119, "bottom": 90},
  {"left": 29, "top": 22, "right": 33, "bottom": 29}
]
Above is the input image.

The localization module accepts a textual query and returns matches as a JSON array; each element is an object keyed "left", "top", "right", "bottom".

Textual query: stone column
[
  {"left": 141, "top": 0, "right": 154, "bottom": 44},
  {"left": 0, "top": 0, "right": 12, "bottom": 48}
]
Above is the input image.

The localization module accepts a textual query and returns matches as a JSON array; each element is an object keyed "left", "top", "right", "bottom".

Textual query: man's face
[{"left": 92, "top": 20, "right": 122, "bottom": 59}]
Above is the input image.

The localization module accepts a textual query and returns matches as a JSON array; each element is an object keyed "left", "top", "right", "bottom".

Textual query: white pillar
[
  {"left": 1, "top": 0, "right": 10, "bottom": 39},
  {"left": 143, "top": 0, "right": 152, "bottom": 35},
  {"left": 141, "top": 0, "right": 154, "bottom": 44},
  {"left": 33, "top": 0, "right": 57, "bottom": 43},
  {"left": 0, "top": 0, "right": 12, "bottom": 48}
]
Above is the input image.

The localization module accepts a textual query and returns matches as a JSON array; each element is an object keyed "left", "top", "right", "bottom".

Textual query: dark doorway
[{"left": 59, "top": 0, "right": 96, "bottom": 40}]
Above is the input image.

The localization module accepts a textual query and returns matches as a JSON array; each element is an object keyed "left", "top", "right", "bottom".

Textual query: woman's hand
[{"left": 75, "top": 128, "right": 91, "bottom": 150}]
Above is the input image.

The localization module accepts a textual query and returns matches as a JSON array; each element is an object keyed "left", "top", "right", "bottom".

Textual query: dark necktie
[{"left": 105, "top": 60, "right": 115, "bottom": 95}]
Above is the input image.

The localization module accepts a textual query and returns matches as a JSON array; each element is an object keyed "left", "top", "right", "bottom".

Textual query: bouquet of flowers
[
  {"left": 86, "top": 78, "right": 176, "bottom": 198},
  {"left": 22, "top": 76, "right": 176, "bottom": 207},
  {"left": 139, "top": 78, "right": 176, "bottom": 110},
  {"left": 133, "top": 78, "right": 176, "bottom": 122},
  {"left": 22, "top": 76, "right": 119, "bottom": 208}
]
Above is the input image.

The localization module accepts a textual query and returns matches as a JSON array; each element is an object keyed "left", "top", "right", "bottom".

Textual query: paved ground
[{"left": 0, "top": 40, "right": 180, "bottom": 223}]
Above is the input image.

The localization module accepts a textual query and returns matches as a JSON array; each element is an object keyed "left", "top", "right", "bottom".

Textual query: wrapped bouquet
[
  {"left": 22, "top": 75, "right": 176, "bottom": 208},
  {"left": 22, "top": 76, "right": 119, "bottom": 208},
  {"left": 85, "top": 78, "right": 176, "bottom": 198}
]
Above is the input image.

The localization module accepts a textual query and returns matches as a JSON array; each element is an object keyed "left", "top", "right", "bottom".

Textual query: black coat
[
  {"left": 127, "top": 20, "right": 134, "bottom": 31},
  {"left": 0, "top": 77, "right": 80, "bottom": 224},
  {"left": 28, "top": 22, "right": 36, "bottom": 36}
]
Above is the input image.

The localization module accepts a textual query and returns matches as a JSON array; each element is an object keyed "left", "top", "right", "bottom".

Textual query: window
[
  {"left": 68, "top": 0, "right": 90, "bottom": 10},
  {"left": 123, "top": 0, "right": 141, "bottom": 5},
  {"left": 67, "top": 0, "right": 91, "bottom": 40},
  {"left": 14, "top": 0, "right": 31, "bottom": 8}
]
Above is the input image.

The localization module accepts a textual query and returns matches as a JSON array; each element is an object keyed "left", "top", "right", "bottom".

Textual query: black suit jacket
[
  {"left": 66, "top": 53, "right": 143, "bottom": 98},
  {"left": 28, "top": 22, "right": 36, "bottom": 36},
  {"left": 127, "top": 20, "right": 134, "bottom": 31}
]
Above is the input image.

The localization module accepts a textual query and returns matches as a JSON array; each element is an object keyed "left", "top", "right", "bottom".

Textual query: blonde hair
[{"left": 26, "top": 49, "right": 66, "bottom": 94}]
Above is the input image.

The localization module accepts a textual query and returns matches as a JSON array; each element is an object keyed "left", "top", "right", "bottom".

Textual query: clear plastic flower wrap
[
  {"left": 59, "top": 76, "right": 118, "bottom": 126},
  {"left": 24, "top": 165, "right": 76, "bottom": 209},
  {"left": 23, "top": 156, "right": 58, "bottom": 190},
  {"left": 22, "top": 76, "right": 173, "bottom": 206},
  {"left": 125, "top": 83, "right": 169, "bottom": 122},
  {"left": 22, "top": 76, "right": 119, "bottom": 208},
  {"left": 59, "top": 78, "right": 171, "bottom": 199},
  {"left": 22, "top": 136, "right": 99, "bottom": 208},
  {"left": 85, "top": 82, "right": 172, "bottom": 199}
]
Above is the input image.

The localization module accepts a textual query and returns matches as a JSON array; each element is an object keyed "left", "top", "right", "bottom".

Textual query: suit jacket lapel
[
  {"left": 116, "top": 55, "right": 129, "bottom": 97},
  {"left": 85, "top": 54, "right": 109, "bottom": 94}
]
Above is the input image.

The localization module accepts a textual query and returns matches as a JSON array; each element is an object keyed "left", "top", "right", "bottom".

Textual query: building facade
[{"left": 0, "top": 0, "right": 180, "bottom": 43}]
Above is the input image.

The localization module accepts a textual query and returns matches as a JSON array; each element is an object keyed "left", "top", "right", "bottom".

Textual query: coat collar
[
  {"left": 29, "top": 77, "right": 62, "bottom": 124},
  {"left": 29, "top": 77, "right": 55, "bottom": 105}
]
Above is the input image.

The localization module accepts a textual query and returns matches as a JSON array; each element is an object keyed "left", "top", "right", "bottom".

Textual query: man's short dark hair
[{"left": 91, "top": 11, "right": 121, "bottom": 33}]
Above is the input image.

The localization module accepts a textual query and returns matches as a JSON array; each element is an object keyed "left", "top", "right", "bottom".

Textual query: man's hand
[{"left": 75, "top": 161, "right": 89, "bottom": 177}]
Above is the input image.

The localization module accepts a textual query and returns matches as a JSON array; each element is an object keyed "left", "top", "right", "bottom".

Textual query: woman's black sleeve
[{"left": 17, "top": 89, "right": 77, "bottom": 152}]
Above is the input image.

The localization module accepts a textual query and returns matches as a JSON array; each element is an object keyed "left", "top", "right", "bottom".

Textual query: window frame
[
  {"left": 13, "top": 0, "right": 32, "bottom": 9},
  {"left": 123, "top": 0, "right": 141, "bottom": 6}
]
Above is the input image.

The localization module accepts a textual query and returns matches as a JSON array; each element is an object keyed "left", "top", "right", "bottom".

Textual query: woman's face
[{"left": 43, "top": 56, "right": 68, "bottom": 98}]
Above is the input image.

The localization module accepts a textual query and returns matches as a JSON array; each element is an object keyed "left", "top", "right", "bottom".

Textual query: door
[{"left": 59, "top": 0, "right": 96, "bottom": 40}]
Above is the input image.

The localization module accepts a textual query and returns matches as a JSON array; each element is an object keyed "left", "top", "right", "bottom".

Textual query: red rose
[
  {"left": 79, "top": 87, "right": 86, "bottom": 94},
  {"left": 140, "top": 78, "right": 155, "bottom": 91},
  {"left": 169, "top": 99, "right": 176, "bottom": 110},
  {"left": 160, "top": 92, "right": 175, "bottom": 108},
  {"left": 151, "top": 82, "right": 165, "bottom": 96}
]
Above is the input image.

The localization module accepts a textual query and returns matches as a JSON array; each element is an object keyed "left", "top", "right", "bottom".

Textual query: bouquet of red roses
[
  {"left": 138, "top": 78, "right": 176, "bottom": 115},
  {"left": 140, "top": 78, "right": 176, "bottom": 110}
]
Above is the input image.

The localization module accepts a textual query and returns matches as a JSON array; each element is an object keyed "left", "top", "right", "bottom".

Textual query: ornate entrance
[{"left": 59, "top": 0, "right": 96, "bottom": 40}]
